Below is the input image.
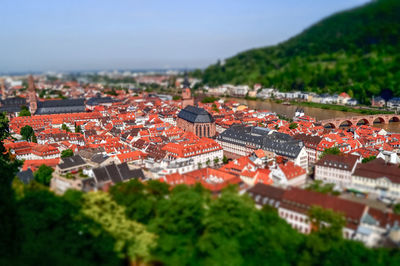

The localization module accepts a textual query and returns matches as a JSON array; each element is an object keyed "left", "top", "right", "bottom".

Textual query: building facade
[
  {"left": 177, "top": 105, "right": 216, "bottom": 138},
  {"left": 315, "top": 154, "right": 360, "bottom": 188}
]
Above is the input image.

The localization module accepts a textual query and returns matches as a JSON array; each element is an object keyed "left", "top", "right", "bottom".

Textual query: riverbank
[{"left": 288, "top": 101, "right": 394, "bottom": 116}]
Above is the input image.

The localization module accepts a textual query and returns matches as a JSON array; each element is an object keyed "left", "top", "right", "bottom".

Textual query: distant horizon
[
  {"left": 0, "top": 0, "right": 370, "bottom": 73},
  {"left": 0, "top": 67, "right": 194, "bottom": 76}
]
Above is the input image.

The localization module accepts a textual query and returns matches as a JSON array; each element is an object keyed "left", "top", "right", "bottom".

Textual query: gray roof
[
  {"left": 0, "top": 97, "right": 28, "bottom": 113},
  {"left": 177, "top": 105, "right": 214, "bottom": 123},
  {"left": 217, "top": 125, "right": 304, "bottom": 159},
  {"left": 247, "top": 183, "right": 285, "bottom": 206},
  {"left": 58, "top": 155, "right": 86, "bottom": 169},
  {"left": 16, "top": 169, "right": 34, "bottom": 184},
  {"left": 92, "top": 162, "right": 145, "bottom": 184},
  {"left": 90, "top": 153, "right": 109, "bottom": 164},
  {"left": 86, "top": 96, "right": 116, "bottom": 106},
  {"left": 35, "top": 98, "right": 85, "bottom": 115}
]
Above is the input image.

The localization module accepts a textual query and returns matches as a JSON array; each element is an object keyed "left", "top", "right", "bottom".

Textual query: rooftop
[{"left": 177, "top": 105, "right": 214, "bottom": 123}]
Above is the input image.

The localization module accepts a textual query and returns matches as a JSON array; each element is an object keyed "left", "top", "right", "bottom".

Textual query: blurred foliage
[{"left": 34, "top": 164, "right": 54, "bottom": 186}]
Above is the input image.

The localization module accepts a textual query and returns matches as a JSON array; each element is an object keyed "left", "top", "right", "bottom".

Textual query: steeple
[
  {"left": 28, "top": 75, "right": 35, "bottom": 91},
  {"left": 182, "top": 71, "right": 190, "bottom": 89},
  {"left": 181, "top": 71, "right": 194, "bottom": 109},
  {"left": 27, "top": 75, "right": 37, "bottom": 114}
]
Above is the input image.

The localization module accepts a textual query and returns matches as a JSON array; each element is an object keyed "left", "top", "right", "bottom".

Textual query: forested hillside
[{"left": 202, "top": 0, "right": 400, "bottom": 104}]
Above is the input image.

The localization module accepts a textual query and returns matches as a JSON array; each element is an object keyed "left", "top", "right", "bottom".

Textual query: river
[{"left": 228, "top": 98, "right": 400, "bottom": 133}]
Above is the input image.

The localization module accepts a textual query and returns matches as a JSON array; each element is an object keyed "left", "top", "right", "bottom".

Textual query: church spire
[
  {"left": 27, "top": 75, "right": 37, "bottom": 114},
  {"left": 181, "top": 71, "right": 194, "bottom": 109},
  {"left": 182, "top": 71, "right": 190, "bottom": 89}
]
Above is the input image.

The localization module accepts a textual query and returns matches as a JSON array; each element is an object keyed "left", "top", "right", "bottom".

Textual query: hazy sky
[{"left": 0, "top": 0, "right": 370, "bottom": 72}]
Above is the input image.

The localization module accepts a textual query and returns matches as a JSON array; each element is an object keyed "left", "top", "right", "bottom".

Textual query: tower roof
[{"left": 182, "top": 71, "right": 190, "bottom": 88}]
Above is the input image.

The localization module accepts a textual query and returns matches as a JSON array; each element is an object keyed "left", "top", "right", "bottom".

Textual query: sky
[{"left": 0, "top": 0, "right": 370, "bottom": 73}]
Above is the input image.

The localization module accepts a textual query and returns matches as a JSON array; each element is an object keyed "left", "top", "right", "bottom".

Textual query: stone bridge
[{"left": 319, "top": 114, "right": 400, "bottom": 128}]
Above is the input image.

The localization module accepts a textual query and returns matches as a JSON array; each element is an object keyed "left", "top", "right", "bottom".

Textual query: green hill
[{"left": 201, "top": 0, "right": 400, "bottom": 104}]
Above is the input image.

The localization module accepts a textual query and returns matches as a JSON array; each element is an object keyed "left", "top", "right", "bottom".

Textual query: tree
[
  {"left": 149, "top": 185, "right": 207, "bottom": 265},
  {"left": 306, "top": 180, "right": 340, "bottom": 195},
  {"left": 0, "top": 112, "right": 10, "bottom": 140},
  {"left": 0, "top": 148, "right": 21, "bottom": 261},
  {"left": 34, "top": 164, "right": 54, "bottom": 186},
  {"left": 82, "top": 191, "right": 156, "bottom": 263},
  {"left": 172, "top": 95, "right": 181, "bottom": 101},
  {"left": 31, "top": 134, "right": 37, "bottom": 143},
  {"left": 362, "top": 156, "right": 376, "bottom": 163},
  {"left": 74, "top": 124, "right": 82, "bottom": 133},
  {"left": 20, "top": 125, "right": 35, "bottom": 142},
  {"left": 206, "top": 159, "right": 211, "bottom": 166},
  {"left": 61, "top": 124, "right": 71, "bottom": 132},
  {"left": 201, "top": 96, "right": 219, "bottom": 103},
  {"left": 198, "top": 162, "right": 202, "bottom": 169},
  {"left": 393, "top": 204, "right": 400, "bottom": 214},
  {"left": 320, "top": 147, "right": 341, "bottom": 159},
  {"left": 61, "top": 149, "right": 73, "bottom": 158},
  {"left": 18, "top": 106, "right": 31, "bottom": 117},
  {"left": 110, "top": 179, "right": 155, "bottom": 223},
  {"left": 222, "top": 155, "right": 229, "bottom": 164},
  {"left": 16, "top": 189, "right": 121, "bottom": 265},
  {"left": 214, "top": 157, "right": 219, "bottom": 166},
  {"left": 308, "top": 205, "right": 346, "bottom": 240},
  {"left": 197, "top": 189, "right": 261, "bottom": 265},
  {"left": 289, "top": 122, "right": 298, "bottom": 129}
]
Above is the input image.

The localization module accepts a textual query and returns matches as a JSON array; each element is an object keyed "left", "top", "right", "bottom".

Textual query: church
[{"left": 176, "top": 74, "right": 216, "bottom": 138}]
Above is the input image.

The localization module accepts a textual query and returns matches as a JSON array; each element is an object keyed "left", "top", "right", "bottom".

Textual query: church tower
[
  {"left": 181, "top": 72, "right": 194, "bottom": 109},
  {"left": 27, "top": 75, "right": 37, "bottom": 114}
]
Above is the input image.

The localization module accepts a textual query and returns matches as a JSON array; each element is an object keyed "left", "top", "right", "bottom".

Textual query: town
[{"left": 1, "top": 72, "right": 400, "bottom": 249}]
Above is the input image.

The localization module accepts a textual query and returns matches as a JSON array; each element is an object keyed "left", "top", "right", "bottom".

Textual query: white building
[{"left": 315, "top": 154, "right": 360, "bottom": 189}]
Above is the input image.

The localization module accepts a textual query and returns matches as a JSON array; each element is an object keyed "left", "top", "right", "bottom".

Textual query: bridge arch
[
  {"left": 356, "top": 118, "right": 369, "bottom": 126},
  {"left": 389, "top": 116, "right": 400, "bottom": 123},
  {"left": 323, "top": 122, "right": 336, "bottom": 129},
  {"left": 338, "top": 120, "right": 353, "bottom": 127},
  {"left": 373, "top": 117, "right": 385, "bottom": 124}
]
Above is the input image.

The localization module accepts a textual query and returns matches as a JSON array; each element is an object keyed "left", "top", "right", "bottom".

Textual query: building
[
  {"left": 338, "top": 92, "right": 351, "bottom": 105},
  {"left": 351, "top": 158, "right": 400, "bottom": 201},
  {"left": 387, "top": 98, "right": 400, "bottom": 109},
  {"left": 162, "top": 137, "right": 223, "bottom": 169},
  {"left": 293, "top": 134, "right": 323, "bottom": 165},
  {"left": 177, "top": 105, "right": 216, "bottom": 138},
  {"left": 0, "top": 97, "right": 28, "bottom": 115},
  {"left": 315, "top": 154, "right": 360, "bottom": 189},
  {"left": 35, "top": 98, "right": 85, "bottom": 115},
  {"left": 247, "top": 183, "right": 284, "bottom": 209},
  {"left": 247, "top": 184, "right": 400, "bottom": 247},
  {"left": 217, "top": 125, "right": 308, "bottom": 170},
  {"left": 271, "top": 161, "right": 307, "bottom": 187},
  {"left": 279, "top": 187, "right": 365, "bottom": 237},
  {"left": 371, "top": 96, "right": 386, "bottom": 107},
  {"left": 163, "top": 167, "right": 244, "bottom": 194},
  {"left": 86, "top": 96, "right": 116, "bottom": 110},
  {"left": 54, "top": 155, "right": 89, "bottom": 176},
  {"left": 51, "top": 161, "right": 145, "bottom": 194}
]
